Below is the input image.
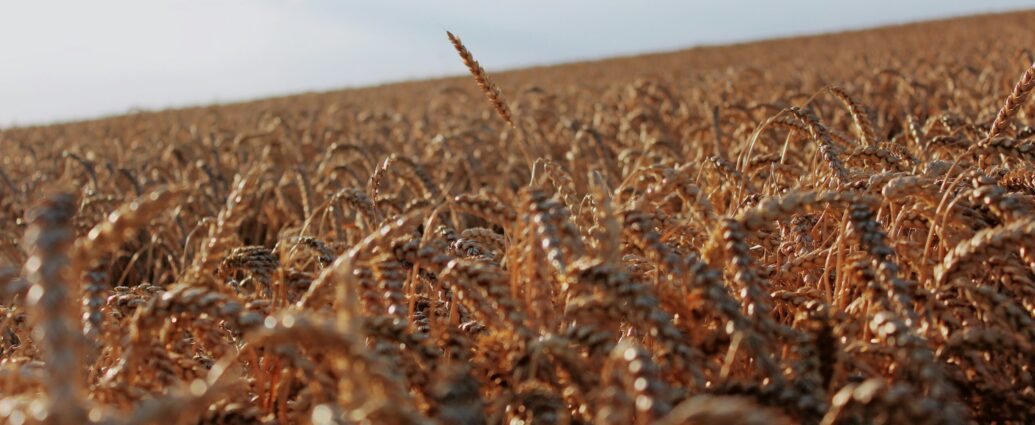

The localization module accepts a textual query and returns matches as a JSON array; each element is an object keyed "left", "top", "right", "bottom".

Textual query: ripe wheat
[{"left": 0, "top": 10, "right": 1034, "bottom": 425}]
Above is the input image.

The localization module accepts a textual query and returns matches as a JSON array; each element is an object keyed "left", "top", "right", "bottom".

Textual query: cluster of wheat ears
[{"left": 1, "top": 12, "right": 1034, "bottom": 425}]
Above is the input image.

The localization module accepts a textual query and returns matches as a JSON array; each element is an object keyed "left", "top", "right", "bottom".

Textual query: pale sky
[{"left": 2, "top": 0, "right": 1033, "bottom": 126}]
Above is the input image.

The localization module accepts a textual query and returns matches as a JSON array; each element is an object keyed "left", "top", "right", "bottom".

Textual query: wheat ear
[{"left": 447, "top": 31, "right": 515, "bottom": 128}]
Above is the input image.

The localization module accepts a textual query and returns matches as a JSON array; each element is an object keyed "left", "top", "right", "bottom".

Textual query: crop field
[{"left": 1, "top": 9, "right": 1034, "bottom": 425}]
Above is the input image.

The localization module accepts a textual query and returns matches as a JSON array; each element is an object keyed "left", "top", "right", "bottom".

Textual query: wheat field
[{"left": 1, "top": 10, "right": 1034, "bottom": 425}]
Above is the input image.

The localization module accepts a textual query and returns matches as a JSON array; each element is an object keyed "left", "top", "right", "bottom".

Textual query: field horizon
[{"left": 4, "top": 8, "right": 1031, "bottom": 130}]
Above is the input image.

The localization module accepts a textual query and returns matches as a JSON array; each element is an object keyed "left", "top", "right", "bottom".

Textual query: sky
[{"left": 2, "top": 0, "right": 1033, "bottom": 126}]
